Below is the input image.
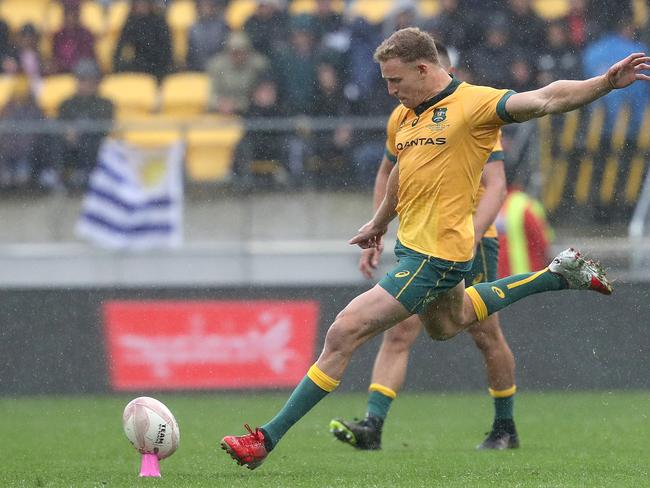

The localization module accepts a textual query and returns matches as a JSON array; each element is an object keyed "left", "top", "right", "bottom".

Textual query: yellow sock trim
[
  {"left": 489, "top": 385, "right": 517, "bottom": 398},
  {"left": 465, "top": 287, "right": 489, "bottom": 321},
  {"left": 506, "top": 268, "right": 548, "bottom": 290},
  {"left": 369, "top": 383, "right": 397, "bottom": 399},
  {"left": 307, "top": 364, "right": 340, "bottom": 392}
]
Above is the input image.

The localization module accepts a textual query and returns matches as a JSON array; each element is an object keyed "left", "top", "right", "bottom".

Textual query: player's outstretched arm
[
  {"left": 506, "top": 52, "right": 650, "bottom": 122},
  {"left": 350, "top": 163, "right": 399, "bottom": 249}
]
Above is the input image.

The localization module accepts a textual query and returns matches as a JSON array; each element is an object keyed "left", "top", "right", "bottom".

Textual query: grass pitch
[{"left": 1, "top": 391, "right": 648, "bottom": 487}]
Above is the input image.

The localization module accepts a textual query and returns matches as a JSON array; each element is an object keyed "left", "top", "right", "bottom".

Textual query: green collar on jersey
[{"left": 413, "top": 76, "right": 461, "bottom": 116}]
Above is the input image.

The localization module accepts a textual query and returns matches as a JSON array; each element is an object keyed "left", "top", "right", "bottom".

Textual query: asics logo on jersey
[
  {"left": 395, "top": 271, "right": 410, "bottom": 278},
  {"left": 396, "top": 138, "right": 447, "bottom": 151},
  {"left": 492, "top": 286, "right": 505, "bottom": 298}
]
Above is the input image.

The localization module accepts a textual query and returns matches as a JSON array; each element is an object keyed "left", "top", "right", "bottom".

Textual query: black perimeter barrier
[{"left": 1, "top": 283, "right": 648, "bottom": 395}]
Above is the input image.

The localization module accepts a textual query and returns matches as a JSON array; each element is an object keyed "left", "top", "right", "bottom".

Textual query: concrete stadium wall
[{"left": 1, "top": 283, "right": 647, "bottom": 395}]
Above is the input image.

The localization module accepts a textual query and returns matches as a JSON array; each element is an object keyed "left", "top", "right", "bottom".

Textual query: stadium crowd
[{"left": 0, "top": 0, "right": 647, "bottom": 192}]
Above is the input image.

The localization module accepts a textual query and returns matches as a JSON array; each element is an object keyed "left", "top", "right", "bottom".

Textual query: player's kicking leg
[
  {"left": 421, "top": 248, "right": 612, "bottom": 341},
  {"left": 221, "top": 284, "right": 412, "bottom": 469},
  {"left": 329, "top": 315, "right": 422, "bottom": 450},
  {"left": 467, "top": 314, "right": 519, "bottom": 449}
]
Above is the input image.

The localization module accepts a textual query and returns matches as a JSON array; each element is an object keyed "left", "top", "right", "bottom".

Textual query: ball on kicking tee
[{"left": 123, "top": 397, "right": 180, "bottom": 459}]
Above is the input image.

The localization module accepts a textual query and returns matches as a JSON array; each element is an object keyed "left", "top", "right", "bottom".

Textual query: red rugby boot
[{"left": 221, "top": 424, "right": 269, "bottom": 470}]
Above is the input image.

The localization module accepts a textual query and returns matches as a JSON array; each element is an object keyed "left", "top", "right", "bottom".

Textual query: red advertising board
[{"left": 103, "top": 300, "right": 320, "bottom": 391}]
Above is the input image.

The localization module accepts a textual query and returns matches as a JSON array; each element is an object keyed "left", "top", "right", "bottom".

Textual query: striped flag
[{"left": 76, "top": 139, "right": 184, "bottom": 250}]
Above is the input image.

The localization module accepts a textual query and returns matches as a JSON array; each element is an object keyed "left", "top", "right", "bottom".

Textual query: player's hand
[
  {"left": 359, "top": 241, "right": 384, "bottom": 279},
  {"left": 605, "top": 53, "right": 650, "bottom": 89},
  {"left": 349, "top": 220, "right": 387, "bottom": 250}
]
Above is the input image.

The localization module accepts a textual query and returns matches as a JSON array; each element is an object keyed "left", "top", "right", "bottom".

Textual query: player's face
[{"left": 380, "top": 58, "right": 427, "bottom": 108}]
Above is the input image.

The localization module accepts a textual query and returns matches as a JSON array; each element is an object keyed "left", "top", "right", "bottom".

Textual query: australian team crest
[{"left": 432, "top": 107, "right": 447, "bottom": 123}]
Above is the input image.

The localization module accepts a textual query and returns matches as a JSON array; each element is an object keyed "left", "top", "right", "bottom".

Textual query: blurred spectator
[
  {"left": 583, "top": 10, "right": 649, "bottom": 139},
  {"left": 243, "top": 0, "right": 289, "bottom": 59},
  {"left": 501, "top": 0, "right": 546, "bottom": 52},
  {"left": 566, "top": 0, "right": 589, "bottom": 48},
  {"left": 311, "top": 0, "right": 343, "bottom": 45},
  {"left": 509, "top": 54, "right": 537, "bottom": 92},
  {"left": 231, "top": 76, "right": 288, "bottom": 187},
  {"left": 273, "top": 17, "right": 317, "bottom": 115},
  {"left": 51, "top": 4, "right": 96, "bottom": 74},
  {"left": 424, "top": 0, "right": 472, "bottom": 52},
  {"left": 307, "top": 61, "right": 352, "bottom": 188},
  {"left": 382, "top": 0, "right": 422, "bottom": 38},
  {"left": 0, "top": 19, "right": 16, "bottom": 74},
  {"left": 186, "top": 0, "right": 229, "bottom": 71},
  {"left": 537, "top": 20, "right": 581, "bottom": 86},
  {"left": 14, "top": 24, "right": 43, "bottom": 96},
  {"left": 0, "top": 76, "right": 47, "bottom": 190},
  {"left": 55, "top": 60, "right": 114, "bottom": 192},
  {"left": 206, "top": 32, "right": 269, "bottom": 115},
  {"left": 343, "top": 17, "right": 393, "bottom": 115},
  {"left": 113, "top": 0, "right": 172, "bottom": 80},
  {"left": 466, "top": 15, "right": 516, "bottom": 88}
]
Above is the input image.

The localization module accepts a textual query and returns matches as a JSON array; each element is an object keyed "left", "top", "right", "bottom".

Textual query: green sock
[
  {"left": 260, "top": 375, "right": 330, "bottom": 450},
  {"left": 467, "top": 269, "right": 565, "bottom": 320},
  {"left": 367, "top": 391, "right": 394, "bottom": 420},
  {"left": 494, "top": 395, "right": 514, "bottom": 420}
]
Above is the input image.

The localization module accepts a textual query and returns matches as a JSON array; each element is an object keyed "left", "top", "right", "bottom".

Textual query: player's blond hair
[{"left": 373, "top": 27, "right": 440, "bottom": 65}]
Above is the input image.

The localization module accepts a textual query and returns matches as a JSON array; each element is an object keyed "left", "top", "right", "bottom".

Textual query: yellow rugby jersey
[{"left": 384, "top": 78, "right": 515, "bottom": 261}]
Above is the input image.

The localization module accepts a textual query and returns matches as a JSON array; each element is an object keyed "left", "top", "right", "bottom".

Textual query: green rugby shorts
[
  {"left": 464, "top": 237, "right": 499, "bottom": 286},
  {"left": 378, "top": 240, "right": 473, "bottom": 314}
]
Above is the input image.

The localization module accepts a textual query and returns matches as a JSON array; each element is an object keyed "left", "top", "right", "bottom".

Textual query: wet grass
[{"left": 1, "top": 391, "right": 649, "bottom": 487}]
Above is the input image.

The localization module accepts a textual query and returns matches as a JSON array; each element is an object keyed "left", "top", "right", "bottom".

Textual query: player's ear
[{"left": 416, "top": 63, "right": 428, "bottom": 75}]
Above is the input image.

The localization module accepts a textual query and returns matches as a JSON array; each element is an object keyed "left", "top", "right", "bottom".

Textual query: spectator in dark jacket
[
  {"left": 186, "top": 0, "right": 229, "bottom": 71},
  {"left": 307, "top": 61, "right": 352, "bottom": 188},
  {"left": 56, "top": 60, "right": 114, "bottom": 191},
  {"left": 243, "top": 0, "right": 289, "bottom": 59},
  {"left": 0, "top": 76, "right": 47, "bottom": 189},
  {"left": 273, "top": 16, "right": 317, "bottom": 115},
  {"left": 537, "top": 19, "right": 581, "bottom": 86},
  {"left": 113, "top": 0, "right": 172, "bottom": 80}
]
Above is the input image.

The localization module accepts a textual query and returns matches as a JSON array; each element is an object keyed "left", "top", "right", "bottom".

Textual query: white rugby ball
[{"left": 123, "top": 397, "right": 180, "bottom": 459}]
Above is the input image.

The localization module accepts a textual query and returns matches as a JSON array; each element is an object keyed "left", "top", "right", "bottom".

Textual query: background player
[{"left": 329, "top": 41, "right": 517, "bottom": 451}]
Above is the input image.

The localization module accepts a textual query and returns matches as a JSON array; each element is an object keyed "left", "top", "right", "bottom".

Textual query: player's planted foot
[
  {"left": 549, "top": 248, "right": 613, "bottom": 295},
  {"left": 477, "top": 419, "right": 520, "bottom": 450},
  {"left": 329, "top": 416, "right": 382, "bottom": 450},
  {"left": 221, "top": 424, "right": 269, "bottom": 470}
]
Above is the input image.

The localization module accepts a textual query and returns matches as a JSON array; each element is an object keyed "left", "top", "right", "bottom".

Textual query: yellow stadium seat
[
  {"left": 419, "top": 0, "right": 440, "bottom": 18},
  {"left": 0, "top": 76, "right": 16, "bottom": 111},
  {"left": 349, "top": 0, "right": 394, "bottom": 24},
  {"left": 122, "top": 128, "right": 182, "bottom": 148},
  {"left": 95, "top": 33, "right": 117, "bottom": 73},
  {"left": 167, "top": 0, "right": 196, "bottom": 63},
  {"left": 160, "top": 72, "right": 210, "bottom": 117},
  {"left": 186, "top": 119, "right": 244, "bottom": 181},
  {"left": 108, "top": 0, "right": 129, "bottom": 35},
  {"left": 43, "top": 1, "right": 63, "bottom": 35},
  {"left": 99, "top": 73, "right": 159, "bottom": 120},
  {"left": 0, "top": 0, "right": 49, "bottom": 31},
  {"left": 533, "top": 0, "right": 569, "bottom": 20},
  {"left": 225, "top": 0, "right": 257, "bottom": 30},
  {"left": 81, "top": 1, "right": 108, "bottom": 35},
  {"left": 38, "top": 74, "right": 78, "bottom": 117},
  {"left": 167, "top": 0, "right": 196, "bottom": 31},
  {"left": 290, "top": 0, "right": 345, "bottom": 15}
]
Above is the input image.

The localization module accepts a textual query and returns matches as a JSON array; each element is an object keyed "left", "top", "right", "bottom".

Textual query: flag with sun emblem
[{"left": 76, "top": 139, "right": 184, "bottom": 250}]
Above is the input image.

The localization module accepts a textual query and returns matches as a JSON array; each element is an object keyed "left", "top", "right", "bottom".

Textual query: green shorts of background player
[{"left": 330, "top": 237, "right": 519, "bottom": 451}]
